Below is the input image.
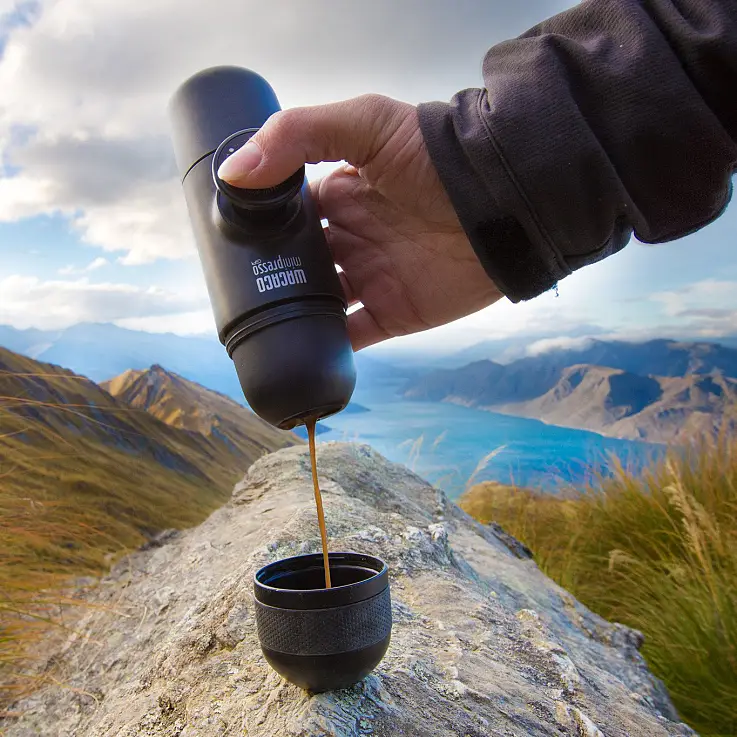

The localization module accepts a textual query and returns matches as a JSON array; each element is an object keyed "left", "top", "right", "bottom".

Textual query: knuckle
[
  {"left": 359, "top": 94, "right": 413, "bottom": 135},
  {"left": 269, "top": 108, "right": 302, "bottom": 138},
  {"left": 355, "top": 93, "right": 392, "bottom": 117}
]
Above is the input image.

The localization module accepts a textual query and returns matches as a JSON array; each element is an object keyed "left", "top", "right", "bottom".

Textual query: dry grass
[
  {"left": 0, "top": 356, "right": 251, "bottom": 710},
  {"left": 460, "top": 433, "right": 737, "bottom": 736}
]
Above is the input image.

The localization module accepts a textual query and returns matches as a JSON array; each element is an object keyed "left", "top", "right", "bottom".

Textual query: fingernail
[{"left": 217, "top": 141, "right": 262, "bottom": 184}]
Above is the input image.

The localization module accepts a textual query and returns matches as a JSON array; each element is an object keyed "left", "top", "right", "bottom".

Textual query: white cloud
[
  {"left": 116, "top": 309, "right": 216, "bottom": 336},
  {"left": 0, "top": 1, "right": 33, "bottom": 28},
  {"left": 0, "top": 0, "right": 572, "bottom": 263},
  {"left": 0, "top": 145, "right": 193, "bottom": 263},
  {"left": 58, "top": 256, "right": 109, "bottom": 275},
  {"left": 372, "top": 270, "right": 737, "bottom": 356},
  {"left": 0, "top": 274, "right": 208, "bottom": 329},
  {"left": 524, "top": 336, "right": 596, "bottom": 357},
  {"left": 86, "top": 256, "right": 108, "bottom": 271},
  {"left": 650, "top": 279, "right": 737, "bottom": 317},
  {"left": 646, "top": 279, "right": 737, "bottom": 336}
]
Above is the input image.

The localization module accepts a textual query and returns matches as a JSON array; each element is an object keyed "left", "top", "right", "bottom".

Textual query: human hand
[{"left": 217, "top": 94, "right": 502, "bottom": 351}]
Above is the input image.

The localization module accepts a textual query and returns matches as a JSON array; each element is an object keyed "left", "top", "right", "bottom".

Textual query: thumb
[{"left": 217, "top": 94, "right": 402, "bottom": 189}]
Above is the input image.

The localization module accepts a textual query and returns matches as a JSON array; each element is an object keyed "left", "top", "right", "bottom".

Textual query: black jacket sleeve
[{"left": 418, "top": 0, "right": 737, "bottom": 302}]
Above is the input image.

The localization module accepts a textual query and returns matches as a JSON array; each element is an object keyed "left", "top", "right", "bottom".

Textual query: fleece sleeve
[{"left": 418, "top": 0, "right": 737, "bottom": 302}]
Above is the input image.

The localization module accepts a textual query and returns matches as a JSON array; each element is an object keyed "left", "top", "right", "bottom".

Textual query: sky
[{"left": 0, "top": 0, "right": 735, "bottom": 356}]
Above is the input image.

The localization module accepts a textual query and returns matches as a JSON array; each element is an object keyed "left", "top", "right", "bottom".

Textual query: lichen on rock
[{"left": 2, "top": 443, "right": 697, "bottom": 736}]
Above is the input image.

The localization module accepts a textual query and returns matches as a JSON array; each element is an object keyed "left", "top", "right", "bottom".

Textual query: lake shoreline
[{"left": 317, "top": 381, "right": 664, "bottom": 499}]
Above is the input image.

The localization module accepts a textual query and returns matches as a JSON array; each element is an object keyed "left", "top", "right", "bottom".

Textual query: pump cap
[
  {"left": 213, "top": 129, "right": 305, "bottom": 210},
  {"left": 168, "top": 66, "right": 281, "bottom": 178}
]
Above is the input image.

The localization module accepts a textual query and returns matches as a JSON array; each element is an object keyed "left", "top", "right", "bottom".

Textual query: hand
[{"left": 217, "top": 94, "right": 502, "bottom": 351}]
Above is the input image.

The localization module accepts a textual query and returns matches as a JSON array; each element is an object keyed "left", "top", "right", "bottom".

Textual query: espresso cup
[{"left": 253, "top": 552, "right": 391, "bottom": 692}]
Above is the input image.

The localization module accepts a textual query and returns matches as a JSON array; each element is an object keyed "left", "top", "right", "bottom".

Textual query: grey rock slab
[{"left": 2, "top": 443, "right": 697, "bottom": 736}]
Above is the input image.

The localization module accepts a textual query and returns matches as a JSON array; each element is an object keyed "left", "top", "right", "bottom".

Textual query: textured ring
[{"left": 255, "top": 587, "right": 392, "bottom": 656}]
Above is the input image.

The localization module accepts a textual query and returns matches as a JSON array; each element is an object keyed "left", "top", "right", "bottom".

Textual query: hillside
[
  {"left": 0, "top": 322, "right": 245, "bottom": 401},
  {"left": 458, "top": 433, "right": 737, "bottom": 736},
  {"left": 2, "top": 348, "right": 229, "bottom": 488},
  {"left": 0, "top": 347, "right": 299, "bottom": 552},
  {"left": 102, "top": 365, "right": 296, "bottom": 464},
  {"left": 403, "top": 339, "right": 737, "bottom": 443},
  {"left": 403, "top": 359, "right": 559, "bottom": 405},
  {"left": 0, "top": 347, "right": 299, "bottom": 695},
  {"left": 494, "top": 364, "right": 737, "bottom": 443}
]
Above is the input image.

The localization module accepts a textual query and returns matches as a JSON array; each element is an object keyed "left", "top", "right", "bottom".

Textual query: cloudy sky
[{"left": 0, "top": 0, "right": 735, "bottom": 354}]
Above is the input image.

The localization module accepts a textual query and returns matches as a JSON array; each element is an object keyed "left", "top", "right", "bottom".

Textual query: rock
[{"left": 1, "top": 443, "right": 697, "bottom": 737}]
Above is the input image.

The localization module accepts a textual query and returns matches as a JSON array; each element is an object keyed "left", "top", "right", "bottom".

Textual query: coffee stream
[{"left": 307, "top": 419, "right": 332, "bottom": 588}]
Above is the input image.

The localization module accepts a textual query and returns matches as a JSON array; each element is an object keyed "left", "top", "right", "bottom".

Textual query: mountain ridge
[
  {"left": 403, "top": 339, "right": 737, "bottom": 443},
  {"left": 0, "top": 444, "right": 692, "bottom": 737},
  {"left": 101, "top": 364, "right": 298, "bottom": 464},
  {"left": 493, "top": 364, "right": 737, "bottom": 443}
]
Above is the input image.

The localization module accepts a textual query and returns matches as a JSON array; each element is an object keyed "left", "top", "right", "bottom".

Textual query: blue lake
[{"left": 317, "top": 381, "right": 665, "bottom": 499}]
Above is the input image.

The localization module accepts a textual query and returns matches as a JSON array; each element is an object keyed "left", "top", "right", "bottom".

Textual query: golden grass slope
[{"left": 0, "top": 347, "right": 298, "bottom": 704}]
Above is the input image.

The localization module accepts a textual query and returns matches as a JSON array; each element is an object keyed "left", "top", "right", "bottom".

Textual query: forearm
[{"left": 418, "top": 0, "right": 737, "bottom": 302}]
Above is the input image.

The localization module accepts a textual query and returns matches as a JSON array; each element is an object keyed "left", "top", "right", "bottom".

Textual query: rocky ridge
[{"left": 2, "top": 443, "right": 697, "bottom": 736}]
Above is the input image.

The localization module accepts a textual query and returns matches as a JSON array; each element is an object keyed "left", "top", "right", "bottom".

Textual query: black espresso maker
[
  {"left": 168, "top": 66, "right": 356, "bottom": 430},
  {"left": 168, "top": 67, "right": 391, "bottom": 694}
]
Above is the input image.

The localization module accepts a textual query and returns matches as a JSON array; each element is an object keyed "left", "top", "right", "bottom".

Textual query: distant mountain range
[
  {"left": 403, "top": 339, "right": 737, "bottom": 443},
  {"left": 0, "top": 323, "right": 410, "bottom": 406},
  {"left": 372, "top": 332, "right": 737, "bottom": 369},
  {"left": 5, "top": 323, "right": 735, "bottom": 446}
]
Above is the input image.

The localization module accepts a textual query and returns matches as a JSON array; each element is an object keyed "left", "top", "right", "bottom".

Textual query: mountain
[
  {"left": 340, "top": 401, "right": 370, "bottom": 413},
  {"left": 403, "top": 359, "right": 561, "bottom": 405},
  {"left": 403, "top": 339, "right": 737, "bottom": 443},
  {"left": 506, "top": 338, "right": 737, "bottom": 378},
  {"left": 494, "top": 364, "right": 737, "bottom": 443},
  {"left": 433, "top": 336, "right": 737, "bottom": 373},
  {"left": 0, "top": 325, "right": 54, "bottom": 358},
  {"left": 0, "top": 347, "right": 299, "bottom": 573},
  {"left": 0, "top": 323, "right": 244, "bottom": 399},
  {"left": 716, "top": 334, "right": 737, "bottom": 350},
  {"left": 102, "top": 365, "right": 297, "bottom": 465},
  {"left": 0, "top": 323, "right": 410, "bottom": 404},
  {"left": 429, "top": 328, "right": 603, "bottom": 368},
  {"left": 1, "top": 348, "right": 226, "bottom": 483},
  {"left": 290, "top": 423, "right": 332, "bottom": 440}
]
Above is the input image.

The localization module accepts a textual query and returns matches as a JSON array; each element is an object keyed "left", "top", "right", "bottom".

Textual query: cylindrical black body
[
  {"left": 254, "top": 552, "right": 392, "bottom": 692},
  {"left": 168, "top": 67, "right": 356, "bottom": 429}
]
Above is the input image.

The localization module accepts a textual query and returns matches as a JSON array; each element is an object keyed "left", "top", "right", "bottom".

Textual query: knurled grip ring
[{"left": 255, "top": 587, "right": 392, "bottom": 656}]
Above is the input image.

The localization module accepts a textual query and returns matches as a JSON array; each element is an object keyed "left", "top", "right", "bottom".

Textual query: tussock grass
[{"left": 460, "top": 434, "right": 737, "bottom": 736}]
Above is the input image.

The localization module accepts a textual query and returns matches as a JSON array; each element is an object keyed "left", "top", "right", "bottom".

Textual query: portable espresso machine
[
  {"left": 168, "top": 67, "right": 392, "bottom": 694},
  {"left": 168, "top": 66, "right": 356, "bottom": 430}
]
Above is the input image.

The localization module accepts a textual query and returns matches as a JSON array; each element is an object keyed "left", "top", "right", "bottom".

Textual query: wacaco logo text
[{"left": 251, "top": 255, "right": 307, "bottom": 293}]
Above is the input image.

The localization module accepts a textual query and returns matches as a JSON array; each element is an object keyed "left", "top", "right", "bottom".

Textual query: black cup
[{"left": 254, "top": 552, "right": 391, "bottom": 692}]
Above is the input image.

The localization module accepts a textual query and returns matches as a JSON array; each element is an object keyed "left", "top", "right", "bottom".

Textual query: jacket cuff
[{"left": 418, "top": 94, "right": 570, "bottom": 303}]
